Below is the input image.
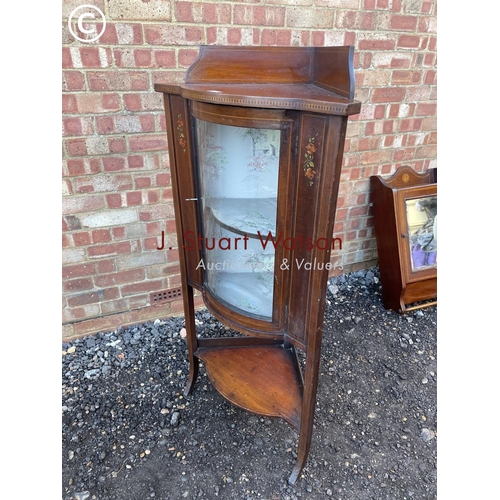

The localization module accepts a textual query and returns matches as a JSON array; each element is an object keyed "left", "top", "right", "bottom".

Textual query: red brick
[
  {"left": 63, "top": 278, "right": 93, "bottom": 292},
  {"left": 392, "top": 70, "right": 421, "bottom": 85},
  {"left": 75, "top": 93, "right": 121, "bottom": 114},
  {"left": 204, "top": 3, "right": 231, "bottom": 24},
  {"left": 144, "top": 26, "right": 162, "bottom": 44},
  {"left": 358, "top": 39, "right": 396, "bottom": 50},
  {"left": 397, "top": 35, "right": 421, "bottom": 48},
  {"left": 309, "top": 31, "right": 322, "bottom": 46},
  {"left": 416, "top": 102, "right": 437, "bottom": 116},
  {"left": 156, "top": 173, "right": 170, "bottom": 186},
  {"left": 121, "top": 280, "right": 163, "bottom": 295},
  {"left": 95, "top": 116, "right": 115, "bottom": 134},
  {"left": 422, "top": 1, "right": 433, "bottom": 14},
  {"left": 134, "top": 50, "right": 152, "bottom": 67},
  {"left": 147, "top": 191, "right": 159, "bottom": 204},
  {"left": 423, "top": 53, "right": 436, "bottom": 66},
  {"left": 62, "top": 263, "right": 96, "bottom": 279},
  {"left": 63, "top": 71, "right": 85, "bottom": 91},
  {"left": 390, "top": 57, "right": 411, "bottom": 68},
  {"left": 146, "top": 221, "right": 161, "bottom": 235},
  {"left": 103, "top": 157, "right": 126, "bottom": 172},
  {"left": 97, "top": 259, "right": 115, "bottom": 273},
  {"left": 135, "top": 177, "right": 152, "bottom": 189},
  {"left": 175, "top": 2, "right": 194, "bottom": 22},
  {"left": 179, "top": 49, "right": 199, "bottom": 67},
  {"left": 154, "top": 50, "right": 176, "bottom": 68},
  {"left": 128, "top": 155, "right": 145, "bottom": 169},
  {"left": 92, "top": 229, "right": 112, "bottom": 243},
  {"left": 98, "top": 23, "right": 118, "bottom": 44},
  {"left": 337, "top": 11, "right": 376, "bottom": 30},
  {"left": 371, "top": 87, "right": 406, "bottom": 103},
  {"left": 359, "top": 150, "right": 393, "bottom": 165},
  {"left": 344, "top": 32, "right": 356, "bottom": 46},
  {"left": 109, "top": 137, "right": 127, "bottom": 154},
  {"left": 144, "top": 237, "right": 161, "bottom": 251},
  {"left": 87, "top": 241, "right": 131, "bottom": 257},
  {"left": 112, "top": 227, "right": 126, "bottom": 239},
  {"left": 62, "top": 234, "right": 71, "bottom": 248},
  {"left": 364, "top": 122, "right": 375, "bottom": 136},
  {"left": 390, "top": 15, "right": 417, "bottom": 31},
  {"left": 384, "top": 135, "right": 394, "bottom": 147},
  {"left": 78, "top": 47, "right": 101, "bottom": 68},
  {"left": 126, "top": 191, "right": 142, "bottom": 206},
  {"left": 416, "top": 145, "right": 437, "bottom": 158},
  {"left": 394, "top": 148, "right": 415, "bottom": 161},
  {"left": 62, "top": 94, "right": 78, "bottom": 114},
  {"left": 106, "top": 193, "right": 123, "bottom": 208},
  {"left": 72, "top": 177, "right": 94, "bottom": 193},
  {"left": 72, "top": 232, "right": 92, "bottom": 246},
  {"left": 129, "top": 135, "right": 167, "bottom": 152},
  {"left": 357, "top": 138, "right": 379, "bottom": 151},
  {"left": 66, "top": 139, "right": 88, "bottom": 156},
  {"left": 66, "top": 159, "right": 85, "bottom": 176},
  {"left": 399, "top": 118, "right": 423, "bottom": 131},
  {"left": 124, "top": 94, "right": 142, "bottom": 111},
  {"left": 62, "top": 47, "right": 72, "bottom": 68},
  {"left": 67, "top": 292, "right": 101, "bottom": 307},
  {"left": 374, "top": 105, "right": 386, "bottom": 119},
  {"left": 87, "top": 71, "right": 149, "bottom": 91},
  {"left": 234, "top": 5, "right": 285, "bottom": 26},
  {"left": 425, "top": 70, "right": 437, "bottom": 85},
  {"left": 95, "top": 269, "right": 145, "bottom": 287}
]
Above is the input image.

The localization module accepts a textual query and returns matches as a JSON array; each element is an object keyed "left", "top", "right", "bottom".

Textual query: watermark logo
[{"left": 68, "top": 4, "right": 106, "bottom": 43}]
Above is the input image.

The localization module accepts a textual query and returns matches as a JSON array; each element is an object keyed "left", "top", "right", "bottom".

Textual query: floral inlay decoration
[
  {"left": 303, "top": 137, "right": 317, "bottom": 186},
  {"left": 176, "top": 114, "right": 187, "bottom": 153}
]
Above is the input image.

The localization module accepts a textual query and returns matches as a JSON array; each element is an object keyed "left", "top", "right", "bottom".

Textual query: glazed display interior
[{"left": 194, "top": 118, "right": 281, "bottom": 320}]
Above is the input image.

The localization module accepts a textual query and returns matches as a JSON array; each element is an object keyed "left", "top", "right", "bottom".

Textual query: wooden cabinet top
[{"left": 154, "top": 45, "right": 361, "bottom": 117}]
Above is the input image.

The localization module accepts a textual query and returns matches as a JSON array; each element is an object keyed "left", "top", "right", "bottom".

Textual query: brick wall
[{"left": 62, "top": 0, "right": 437, "bottom": 340}]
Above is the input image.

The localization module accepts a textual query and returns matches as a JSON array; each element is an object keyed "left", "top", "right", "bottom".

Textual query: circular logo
[{"left": 68, "top": 5, "right": 106, "bottom": 43}]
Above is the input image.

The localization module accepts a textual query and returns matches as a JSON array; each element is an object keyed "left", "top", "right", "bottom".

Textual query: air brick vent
[{"left": 150, "top": 287, "right": 182, "bottom": 305}]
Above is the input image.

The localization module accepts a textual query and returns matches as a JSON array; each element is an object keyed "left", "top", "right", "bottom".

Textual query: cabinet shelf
[
  {"left": 208, "top": 197, "right": 277, "bottom": 238},
  {"left": 196, "top": 343, "right": 303, "bottom": 429},
  {"left": 209, "top": 271, "right": 274, "bottom": 319}
]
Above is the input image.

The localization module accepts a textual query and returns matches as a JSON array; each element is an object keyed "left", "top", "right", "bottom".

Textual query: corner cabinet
[{"left": 155, "top": 46, "right": 361, "bottom": 483}]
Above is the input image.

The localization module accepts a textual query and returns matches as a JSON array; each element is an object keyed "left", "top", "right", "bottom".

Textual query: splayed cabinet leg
[{"left": 183, "top": 284, "right": 199, "bottom": 397}]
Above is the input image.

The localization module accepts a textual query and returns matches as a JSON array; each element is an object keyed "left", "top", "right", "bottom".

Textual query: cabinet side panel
[
  {"left": 167, "top": 95, "right": 203, "bottom": 288},
  {"left": 287, "top": 114, "right": 345, "bottom": 347},
  {"left": 313, "top": 46, "right": 355, "bottom": 99},
  {"left": 369, "top": 177, "right": 403, "bottom": 311}
]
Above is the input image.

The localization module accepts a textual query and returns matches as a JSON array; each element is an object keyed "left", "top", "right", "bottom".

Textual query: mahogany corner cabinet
[{"left": 155, "top": 45, "right": 361, "bottom": 483}]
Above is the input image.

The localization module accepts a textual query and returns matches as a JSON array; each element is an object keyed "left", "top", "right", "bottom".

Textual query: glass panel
[
  {"left": 194, "top": 118, "right": 280, "bottom": 320},
  {"left": 405, "top": 195, "right": 437, "bottom": 271}
]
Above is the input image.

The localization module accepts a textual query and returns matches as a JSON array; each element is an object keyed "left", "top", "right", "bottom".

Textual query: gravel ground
[{"left": 62, "top": 267, "right": 437, "bottom": 500}]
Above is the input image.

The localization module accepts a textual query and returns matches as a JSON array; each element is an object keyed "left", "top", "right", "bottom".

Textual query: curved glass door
[{"left": 194, "top": 118, "right": 280, "bottom": 320}]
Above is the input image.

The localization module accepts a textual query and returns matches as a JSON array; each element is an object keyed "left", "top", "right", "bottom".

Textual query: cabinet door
[
  {"left": 191, "top": 102, "right": 294, "bottom": 329},
  {"left": 398, "top": 185, "right": 437, "bottom": 282}
]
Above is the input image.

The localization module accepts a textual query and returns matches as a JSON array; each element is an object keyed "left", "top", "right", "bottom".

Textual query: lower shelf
[{"left": 196, "top": 343, "right": 303, "bottom": 429}]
